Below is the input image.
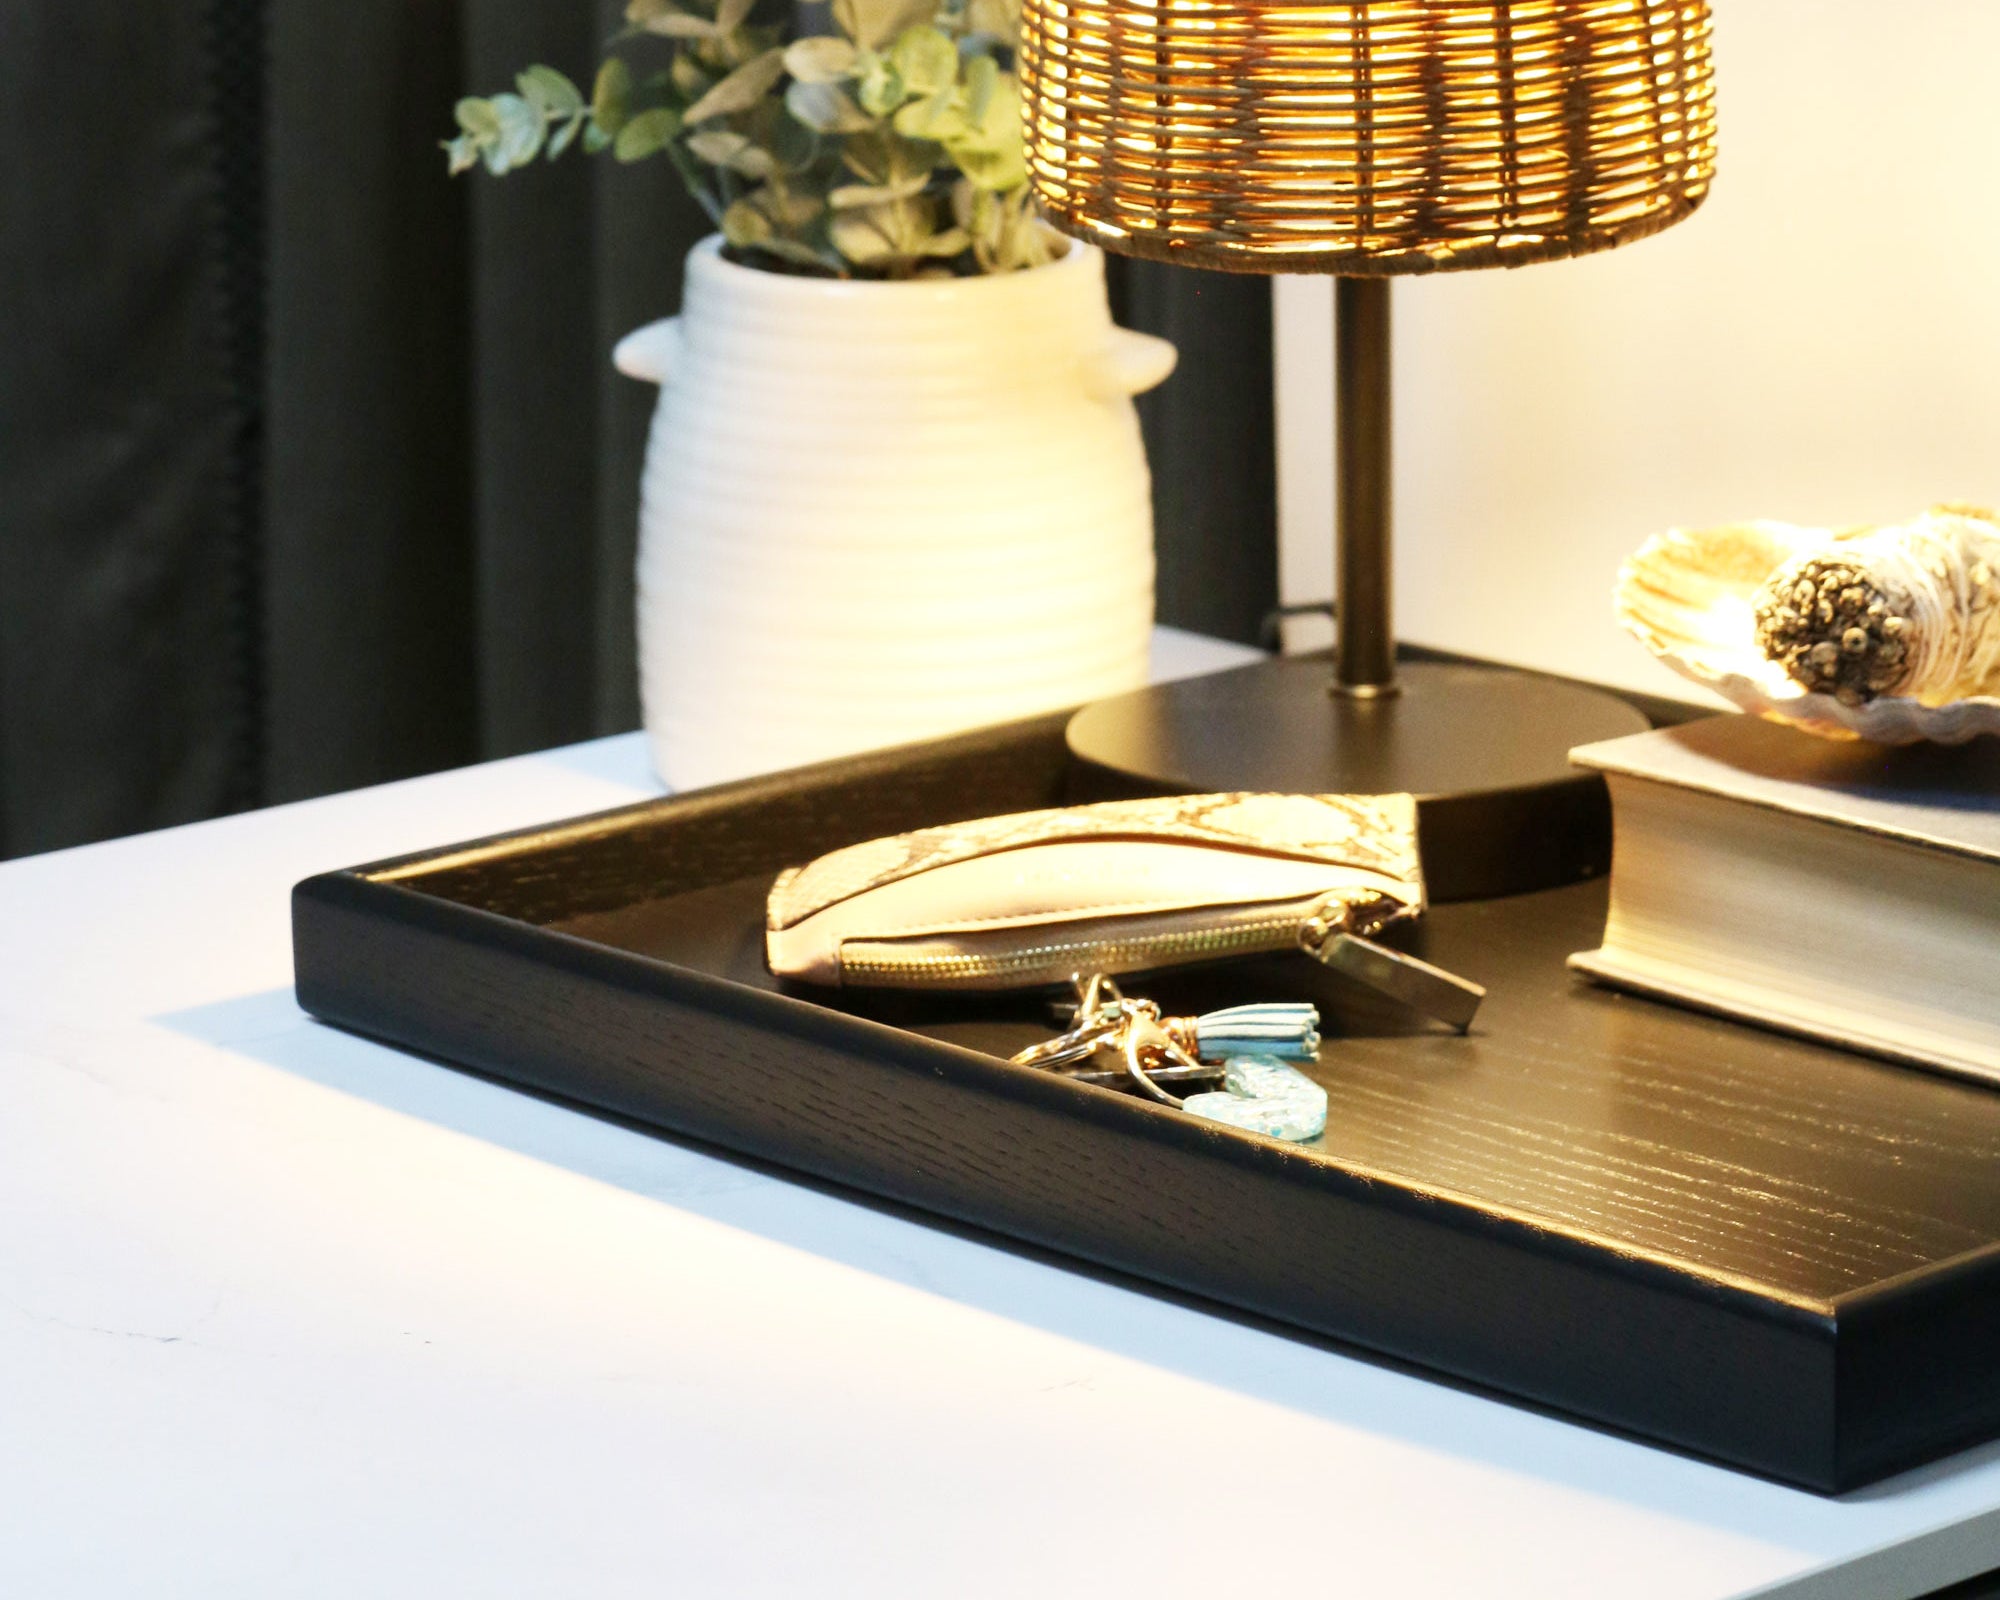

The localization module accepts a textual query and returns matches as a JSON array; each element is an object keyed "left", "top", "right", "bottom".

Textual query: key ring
[
  {"left": 1008, "top": 974, "right": 1128, "bottom": 1071},
  {"left": 1010, "top": 975, "right": 1209, "bottom": 1107},
  {"left": 1113, "top": 1008, "right": 1202, "bottom": 1107},
  {"left": 1011, "top": 975, "right": 1330, "bottom": 1142}
]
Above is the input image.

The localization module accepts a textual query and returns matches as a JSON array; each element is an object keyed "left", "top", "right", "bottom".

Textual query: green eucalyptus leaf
[
  {"left": 547, "top": 112, "right": 585, "bottom": 158},
  {"left": 899, "top": 132, "right": 946, "bottom": 166},
  {"left": 490, "top": 93, "right": 546, "bottom": 168},
  {"left": 942, "top": 63, "right": 1022, "bottom": 187},
  {"left": 847, "top": 127, "right": 937, "bottom": 184},
  {"left": 962, "top": 0, "right": 1021, "bottom": 47},
  {"left": 592, "top": 58, "right": 633, "bottom": 134},
  {"left": 970, "top": 68, "right": 1019, "bottom": 145},
  {"left": 670, "top": 55, "right": 711, "bottom": 99},
  {"left": 832, "top": 0, "right": 934, "bottom": 51},
  {"left": 783, "top": 36, "right": 860, "bottom": 84},
  {"left": 714, "top": 0, "right": 758, "bottom": 33},
  {"left": 854, "top": 54, "right": 905, "bottom": 117},
  {"left": 784, "top": 79, "right": 875, "bottom": 134},
  {"left": 888, "top": 27, "right": 956, "bottom": 96},
  {"left": 687, "top": 128, "right": 777, "bottom": 177},
  {"left": 721, "top": 198, "right": 774, "bottom": 247},
  {"left": 961, "top": 52, "right": 998, "bottom": 122},
  {"left": 832, "top": 194, "right": 936, "bottom": 258},
  {"left": 686, "top": 129, "right": 750, "bottom": 164},
  {"left": 950, "top": 176, "right": 989, "bottom": 232},
  {"left": 1009, "top": 220, "right": 1061, "bottom": 270},
  {"left": 828, "top": 212, "right": 896, "bottom": 263},
  {"left": 454, "top": 97, "right": 503, "bottom": 139},
  {"left": 583, "top": 120, "right": 614, "bottom": 154},
  {"left": 682, "top": 46, "right": 786, "bottom": 124},
  {"left": 988, "top": 204, "right": 1060, "bottom": 271},
  {"left": 646, "top": 13, "right": 723, "bottom": 38},
  {"left": 443, "top": 133, "right": 482, "bottom": 175},
  {"left": 964, "top": 183, "right": 1059, "bottom": 271},
  {"left": 950, "top": 139, "right": 1025, "bottom": 191},
  {"left": 614, "top": 106, "right": 683, "bottom": 160},
  {"left": 920, "top": 225, "right": 971, "bottom": 257},
  {"left": 630, "top": 0, "right": 719, "bottom": 38},
  {"left": 892, "top": 89, "right": 966, "bottom": 142},
  {"left": 762, "top": 186, "right": 825, "bottom": 227},
  {"left": 517, "top": 64, "right": 584, "bottom": 118},
  {"left": 827, "top": 173, "right": 930, "bottom": 208},
  {"left": 836, "top": 129, "right": 887, "bottom": 183}
]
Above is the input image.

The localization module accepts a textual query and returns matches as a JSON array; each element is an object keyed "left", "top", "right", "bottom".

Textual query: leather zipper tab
[
  {"left": 1297, "top": 894, "right": 1483, "bottom": 1031},
  {"left": 1309, "top": 930, "right": 1485, "bottom": 1032}
]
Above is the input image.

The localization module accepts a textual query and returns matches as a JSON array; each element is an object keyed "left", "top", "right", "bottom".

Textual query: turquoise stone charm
[{"left": 1181, "top": 1056, "right": 1328, "bottom": 1142}]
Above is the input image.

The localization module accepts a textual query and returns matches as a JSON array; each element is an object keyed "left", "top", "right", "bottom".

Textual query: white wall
[{"left": 1274, "top": 0, "right": 2000, "bottom": 702}]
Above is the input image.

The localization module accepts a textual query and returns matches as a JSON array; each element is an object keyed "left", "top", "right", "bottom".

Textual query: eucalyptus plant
[{"left": 446, "top": 0, "right": 1059, "bottom": 279}]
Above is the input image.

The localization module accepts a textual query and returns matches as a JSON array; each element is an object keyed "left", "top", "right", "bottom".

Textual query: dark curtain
[
  {"left": 0, "top": 7, "right": 248, "bottom": 856},
  {"left": 0, "top": 0, "right": 1274, "bottom": 859}
]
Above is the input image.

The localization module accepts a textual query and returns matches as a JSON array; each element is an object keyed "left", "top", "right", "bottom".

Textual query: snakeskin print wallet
[{"left": 763, "top": 792, "right": 1484, "bottom": 1026}]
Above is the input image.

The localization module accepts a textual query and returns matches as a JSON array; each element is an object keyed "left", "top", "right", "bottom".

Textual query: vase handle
[
  {"left": 1086, "top": 328, "right": 1178, "bottom": 400},
  {"left": 614, "top": 318, "right": 683, "bottom": 386}
]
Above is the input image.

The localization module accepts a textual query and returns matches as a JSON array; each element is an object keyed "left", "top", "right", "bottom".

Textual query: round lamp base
[{"left": 1065, "top": 655, "right": 1650, "bottom": 901}]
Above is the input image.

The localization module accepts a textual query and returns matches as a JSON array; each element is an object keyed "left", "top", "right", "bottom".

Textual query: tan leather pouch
[{"left": 764, "top": 792, "right": 1425, "bottom": 992}]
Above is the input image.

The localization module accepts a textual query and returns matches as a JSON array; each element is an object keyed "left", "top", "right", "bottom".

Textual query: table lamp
[{"left": 1020, "top": 0, "right": 1719, "bottom": 896}]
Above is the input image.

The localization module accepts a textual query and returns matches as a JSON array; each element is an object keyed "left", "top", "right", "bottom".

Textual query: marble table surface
[{"left": 5, "top": 627, "right": 2000, "bottom": 1599}]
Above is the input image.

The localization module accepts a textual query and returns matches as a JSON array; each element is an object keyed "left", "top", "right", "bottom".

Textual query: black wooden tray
[{"left": 292, "top": 700, "right": 2000, "bottom": 1494}]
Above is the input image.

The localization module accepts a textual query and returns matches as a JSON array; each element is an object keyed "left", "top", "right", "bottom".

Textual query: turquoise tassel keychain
[
  {"left": 1189, "top": 1003, "right": 1320, "bottom": 1062},
  {"left": 1012, "top": 978, "right": 1329, "bottom": 1142}
]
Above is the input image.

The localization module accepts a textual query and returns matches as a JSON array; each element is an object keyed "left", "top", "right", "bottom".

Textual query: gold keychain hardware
[{"left": 1011, "top": 976, "right": 1224, "bottom": 1107}]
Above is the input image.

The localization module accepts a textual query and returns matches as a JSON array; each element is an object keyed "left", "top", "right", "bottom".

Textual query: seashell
[{"left": 1615, "top": 509, "right": 2000, "bottom": 745}]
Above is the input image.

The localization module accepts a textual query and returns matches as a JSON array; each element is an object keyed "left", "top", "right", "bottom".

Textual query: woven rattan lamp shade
[{"left": 1019, "top": 0, "right": 1717, "bottom": 275}]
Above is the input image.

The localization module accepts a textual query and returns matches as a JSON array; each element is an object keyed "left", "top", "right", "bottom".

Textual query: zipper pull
[{"left": 1300, "top": 896, "right": 1485, "bottom": 1033}]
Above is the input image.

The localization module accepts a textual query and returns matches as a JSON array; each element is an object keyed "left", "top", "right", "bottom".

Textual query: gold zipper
[
  {"left": 836, "top": 886, "right": 1482, "bottom": 1033},
  {"left": 840, "top": 903, "right": 1328, "bottom": 989}
]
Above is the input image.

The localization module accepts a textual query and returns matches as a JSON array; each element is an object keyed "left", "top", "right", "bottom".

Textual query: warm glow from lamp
[{"left": 1018, "top": 0, "right": 1717, "bottom": 276}]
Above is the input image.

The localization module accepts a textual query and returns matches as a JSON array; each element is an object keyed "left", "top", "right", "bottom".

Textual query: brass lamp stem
[{"left": 1334, "top": 276, "right": 1397, "bottom": 697}]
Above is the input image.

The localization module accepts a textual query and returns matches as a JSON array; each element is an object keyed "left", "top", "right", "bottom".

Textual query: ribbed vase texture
[{"left": 621, "top": 237, "right": 1172, "bottom": 790}]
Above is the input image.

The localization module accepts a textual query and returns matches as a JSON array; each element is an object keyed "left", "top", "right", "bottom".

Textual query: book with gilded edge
[{"left": 1570, "top": 713, "right": 2000, "bottom": 1086}]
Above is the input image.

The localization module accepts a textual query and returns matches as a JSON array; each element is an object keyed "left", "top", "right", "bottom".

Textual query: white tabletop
[{"left": 5, "top": 627, "right": 2000, "bottom": 1599}]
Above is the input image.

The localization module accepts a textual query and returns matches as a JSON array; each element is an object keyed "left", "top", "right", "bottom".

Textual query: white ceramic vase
[{"left": 613, "top": 235, "right": 1176, "bottom": 790}]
